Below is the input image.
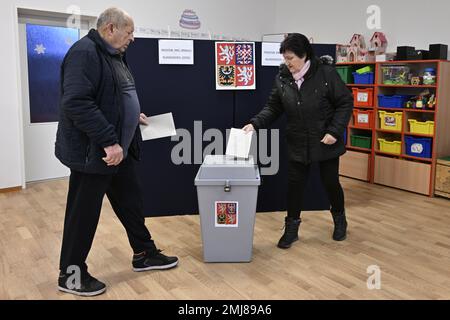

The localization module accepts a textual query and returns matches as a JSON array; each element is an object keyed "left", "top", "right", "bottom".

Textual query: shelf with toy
[
  {"left": 337, "top": 56, "right": 450, "bottom": 195},
  {"left": 404, "top": 91, "right": 437, "bottom": 110},
  {"left": 378, "top": 62, "right": 439, "bottom": 87},
  {"left": 377, "top": 88, "right": 436, "bottom": 112}
]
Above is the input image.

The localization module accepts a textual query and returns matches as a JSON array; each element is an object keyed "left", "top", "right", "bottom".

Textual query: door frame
[{"left": 13, "top": 6, "right": 97, "bottom": 188}]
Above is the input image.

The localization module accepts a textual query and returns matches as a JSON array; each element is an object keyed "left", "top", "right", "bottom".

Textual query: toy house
[
  {"left": 347, "top": 34, "right": 368, "bottom": 62},
  {"left": 370, "top": 32, "right": 388, "bottom": 55}
]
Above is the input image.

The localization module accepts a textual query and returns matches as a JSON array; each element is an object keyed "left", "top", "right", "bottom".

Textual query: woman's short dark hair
[{"left": 280, "top": 33, "right": 314, "bottom": 62}]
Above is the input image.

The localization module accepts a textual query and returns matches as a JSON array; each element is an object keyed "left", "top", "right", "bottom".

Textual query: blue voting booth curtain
[{"left": 26, "top": 24, "right": 79, "bottom": 123}]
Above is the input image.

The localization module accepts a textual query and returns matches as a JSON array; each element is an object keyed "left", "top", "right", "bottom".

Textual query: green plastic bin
[
  {"left": 336, "top": 66, "right": 353, "bottom": 84},
  {"left": 350, "top": 135, "right": 372, "bottom": 149}
]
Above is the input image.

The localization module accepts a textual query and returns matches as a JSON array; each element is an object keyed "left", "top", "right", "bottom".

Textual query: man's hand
[
  {"left": 321, "top": 133, "right": 337, "bottom": 145},
  {"left": 242, "top": 124, "right": 255, "bottom": 134},
  {"left": 139, "top": 113, "right": 149, "bottom": 125},
  {"left": 103, "top": 144, "right": 124, "bottom": 166}
]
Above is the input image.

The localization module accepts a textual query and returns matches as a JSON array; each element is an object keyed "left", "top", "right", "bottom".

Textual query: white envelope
[
  {"left": 140, "top": 113, "right": 177, "bottom": 141},
  {"left": 226, "top": 128, "right": 254, "bottom": 159}
]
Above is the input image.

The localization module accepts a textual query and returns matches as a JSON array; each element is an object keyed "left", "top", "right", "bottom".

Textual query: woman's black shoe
[
  {"left": 277, "top": 217, "right": 301, "bottom": 249},
  {"left": 331, "top": 210, "right": 347, "bottom": 241}
]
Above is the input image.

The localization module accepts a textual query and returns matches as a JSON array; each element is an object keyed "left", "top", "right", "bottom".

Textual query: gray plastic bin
[{"left": 194, "top": 155, "right": 261, "bottom": 262}]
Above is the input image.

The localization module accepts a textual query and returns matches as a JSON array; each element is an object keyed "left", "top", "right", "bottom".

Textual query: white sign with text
[
  {"left": 262, "top": 42, "right": 283, "bottom": 66},
  {"left": 159, "top": 40, "right": 194, "bottom": 65}
]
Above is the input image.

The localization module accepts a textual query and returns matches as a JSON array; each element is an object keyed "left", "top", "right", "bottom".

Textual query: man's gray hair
[{"left": 97, "top": 7, "right": 131, "bottom": 29}]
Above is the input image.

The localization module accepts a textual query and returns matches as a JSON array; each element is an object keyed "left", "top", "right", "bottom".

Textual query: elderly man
[{"left": 56, "top": 7, "right": 178, "bottom": 297}]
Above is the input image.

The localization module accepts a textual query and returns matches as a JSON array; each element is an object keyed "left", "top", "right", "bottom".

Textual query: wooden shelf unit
[{"left": 337, "top": 60, "right": 450, "bottom": 196}]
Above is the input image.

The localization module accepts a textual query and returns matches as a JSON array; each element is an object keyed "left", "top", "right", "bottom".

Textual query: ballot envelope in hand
[
  {"left": 140, "top": 112, "right": 177, "bottom": 141},
  {"left": 225, "top": 128, "right": 254, "bottom": 159}
]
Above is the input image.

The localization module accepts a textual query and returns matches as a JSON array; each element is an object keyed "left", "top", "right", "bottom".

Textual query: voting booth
[{"left": 195, "top": 155, "right": 260, "bottom": 262}]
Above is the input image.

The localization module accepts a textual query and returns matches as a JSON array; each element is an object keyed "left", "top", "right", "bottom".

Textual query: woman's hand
[
  {"left": 242, "top": 124, "right": 255, "bottom": 133},
  {"left": 321, "top": 133, "right": 337, "bottom": 145}
]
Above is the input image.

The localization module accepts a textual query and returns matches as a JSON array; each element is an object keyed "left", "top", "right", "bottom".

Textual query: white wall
[
  {"left": 273, "top": 0, "right": 450, "bottom": 52},
  {"left": 0, "top": 0, "right": 276, "bottom": 189}
]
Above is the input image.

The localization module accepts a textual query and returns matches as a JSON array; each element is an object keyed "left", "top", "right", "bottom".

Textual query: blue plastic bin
[
  {"left": 405, "top": 136, "right": 432, "bottom": 158},
  {"left": 353, "top": 72, "right": 374, "bottom": 84},
  {"left": 378, "top": 95, "right": 412, "bottom": 108}
]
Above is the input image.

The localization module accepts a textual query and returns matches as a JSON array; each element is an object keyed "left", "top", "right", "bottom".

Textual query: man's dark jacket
[
  {"left": 251, "top": 57, "right": 353, "bottom": 164},
  {"left": 55, "top": 29, "right": 141, "bottom": 174}
]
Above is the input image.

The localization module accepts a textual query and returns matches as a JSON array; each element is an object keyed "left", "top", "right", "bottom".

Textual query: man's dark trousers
[{"left": 59, "top": 156, "right": 158, "bottom": 273}]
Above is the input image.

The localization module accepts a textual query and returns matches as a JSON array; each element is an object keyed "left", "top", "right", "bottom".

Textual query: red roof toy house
[
  {"left": 370, "top": 32, "right": 388, "bottom": 55},
  {"left": 347, "top": 34, "right": 368, "bottom": 62}
]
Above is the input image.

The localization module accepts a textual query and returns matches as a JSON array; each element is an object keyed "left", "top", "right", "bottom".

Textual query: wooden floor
[{"left": 0, "top": 177, "right": 449, "bottom": 300}]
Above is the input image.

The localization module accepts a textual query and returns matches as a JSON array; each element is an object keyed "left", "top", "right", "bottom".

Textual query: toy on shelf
[
  {"left": 381, "top": 65, "right": 410, "bottom": 85},
  {"left": 423, "top": 68, "right": 437, "bottom": 85},
  {"left": 348, "top": 34, "right": 368, "bottom": 62},
  {"left": 427, "top": 94, "right": 436, "bottom": 109},
  {"left": 411, "top": 76, "right": 421, "bottom": 85},
  {"left": 370, "top": 32, "right": 388, "bottom": 55},
  {"left": 416, "top": 98, "right": 425, "bottom": 109},
  {"left": 405, "top": 90, "right": 436, "bottom": 109},
  {"left": 336, "top": 44, "right": 350, "bottom": 63}
]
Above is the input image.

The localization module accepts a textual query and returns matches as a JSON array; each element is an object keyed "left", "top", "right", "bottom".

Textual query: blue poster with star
[{"left": 26, "top": 24, "right": 79, "bottom": 123}]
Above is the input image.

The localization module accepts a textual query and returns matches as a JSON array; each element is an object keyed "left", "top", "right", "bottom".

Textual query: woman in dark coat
[{"left": 243, "top": 33, "right": 353, "bottom": 249}]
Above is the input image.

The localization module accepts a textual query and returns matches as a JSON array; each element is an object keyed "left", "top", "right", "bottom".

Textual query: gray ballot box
[{"left": 194, "top": 155, "right": 261, "bottom": 262}]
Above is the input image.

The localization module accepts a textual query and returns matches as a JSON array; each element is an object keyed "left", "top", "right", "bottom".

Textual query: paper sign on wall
[
  {"left": 261, "top": 42, "right": 283, "bottom": 66},
  {"left": 215, "top": 42, "right": 256, "bottom": 90},
  {"left": 159, "top": 40, "right": 194, "bottom": 65}
]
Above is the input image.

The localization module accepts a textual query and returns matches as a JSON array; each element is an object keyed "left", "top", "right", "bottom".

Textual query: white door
[{"left": 18, "top": 12, "right": 95, "bottom": 183}]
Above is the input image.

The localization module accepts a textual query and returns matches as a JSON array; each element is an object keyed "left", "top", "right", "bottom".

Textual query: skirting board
[{"left": 0, "top": 186, "right": 22, "bottom": 193}]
